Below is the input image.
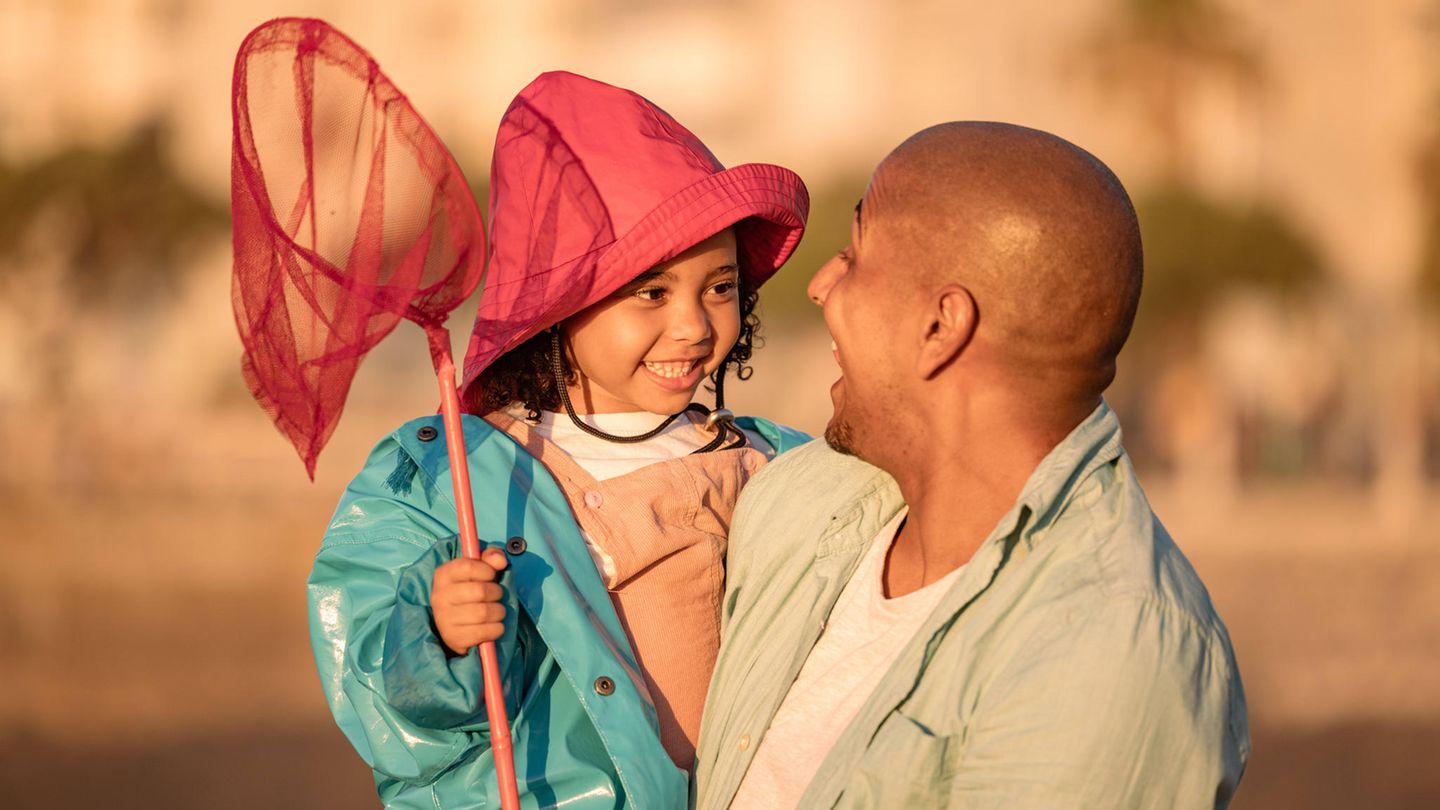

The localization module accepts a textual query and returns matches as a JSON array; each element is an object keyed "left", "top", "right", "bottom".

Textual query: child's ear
[{"left": 916, "top": 284, "right": 976, "bottom": 379}]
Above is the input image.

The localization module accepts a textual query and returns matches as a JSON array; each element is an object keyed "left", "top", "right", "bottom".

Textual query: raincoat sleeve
[{"left": 307, "top": 433, "right": 522, "bottom": 785}]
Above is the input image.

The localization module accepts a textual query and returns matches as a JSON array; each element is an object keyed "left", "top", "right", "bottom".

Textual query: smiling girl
[{"left": 307, "top": 71, "right": 808, "bottom": 810}]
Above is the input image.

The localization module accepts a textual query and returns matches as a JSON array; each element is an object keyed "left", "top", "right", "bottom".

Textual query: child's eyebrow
[{"left": 627, "top": 269, "right": 671, "bottom": 285}]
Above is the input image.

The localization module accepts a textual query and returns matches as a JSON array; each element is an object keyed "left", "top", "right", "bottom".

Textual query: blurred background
[{"left": 2, "top": 0, "right": 1438, "bottom": 807}]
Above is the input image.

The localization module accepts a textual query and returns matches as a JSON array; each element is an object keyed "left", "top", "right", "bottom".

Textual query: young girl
[{"left": 307, "top": 71, "right": 809, "bottom": 809}]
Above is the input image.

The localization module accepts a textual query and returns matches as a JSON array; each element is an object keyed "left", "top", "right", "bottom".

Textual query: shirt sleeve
[{"left": 947, "top": 595, "right": 1250, "bottom": 809}]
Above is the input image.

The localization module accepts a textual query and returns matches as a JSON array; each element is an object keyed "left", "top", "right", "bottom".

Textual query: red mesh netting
[{"left": 230, "top": 18, "right": 484, "bottom": 477}]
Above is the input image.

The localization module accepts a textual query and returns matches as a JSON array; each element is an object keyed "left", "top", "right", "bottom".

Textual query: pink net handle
[{"left": 231, "top": 17, "right": 485, "bottom": 476}]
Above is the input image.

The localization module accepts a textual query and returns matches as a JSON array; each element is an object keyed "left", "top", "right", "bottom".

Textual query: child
[{"left": 307, "top": 71, "right": 809, "bottom": 809}]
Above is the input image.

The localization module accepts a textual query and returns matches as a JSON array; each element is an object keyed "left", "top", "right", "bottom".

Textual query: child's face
[{"left": 563, "top": 229, "right": 741, "bottom": 414}]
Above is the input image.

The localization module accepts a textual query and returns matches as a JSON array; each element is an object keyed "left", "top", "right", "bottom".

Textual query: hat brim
[{"left": 596, "top": 162, "right": 809, "bottom": 293}]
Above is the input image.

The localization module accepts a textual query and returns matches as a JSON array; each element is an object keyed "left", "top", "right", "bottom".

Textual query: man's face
[{"left": 807, "top": 199, "right": 900, "bottom": 459}]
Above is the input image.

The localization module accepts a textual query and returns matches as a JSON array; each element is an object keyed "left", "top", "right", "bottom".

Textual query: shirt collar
[
  {"left": 811, "top": 401, "right": 1123, "bottom": 562},
  {"left": 998, "top": 400, "right": 1124, "bottom": 551}
]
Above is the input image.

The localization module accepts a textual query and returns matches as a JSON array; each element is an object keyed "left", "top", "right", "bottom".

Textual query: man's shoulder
[
  {"left": 744, "top": 438, "right": 889, "bottom": 514},
  {"left": 1040, "top": 462, "right": 1233, "bottom": 646},
  {"left": 729, "top": 439, "right": 894, "bottom": 562}
]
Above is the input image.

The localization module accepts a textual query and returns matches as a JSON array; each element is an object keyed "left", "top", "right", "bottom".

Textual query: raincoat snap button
[
  {"left": 416, "top": 425, "right": 438, "bottom": 441},
  {"left": 505, "top": 536, "right": 527, "bottom": 555},
  {"left": 584, "top": 491, "right": 604, "bottom": 509},
  {"left": 593, "top": 676, "right": 615, "bottom": 696}
]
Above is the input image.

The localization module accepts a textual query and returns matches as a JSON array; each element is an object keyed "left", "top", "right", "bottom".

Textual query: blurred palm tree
[
  {"left": 1133, "top": 185, "right": 1322, "bottom": 328},
  {"left": 1073, "top": 0, "right": 1323, "bottom": 331},
  {"left": 0, "top": 122, "right": 227, "bottom": 303},
  {"left": 1077, "top": 0, "right": 1261, "bottom": 183},
  {"left": 1075, "top": 0, "right": 1327, "bottom": 477},
  {"left": 0, "top": 122, "right": 228, "bottom": 468}
]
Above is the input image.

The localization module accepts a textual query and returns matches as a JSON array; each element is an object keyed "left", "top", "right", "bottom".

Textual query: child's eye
[
  {"left": 709, "top": 280, "right": 738, "bottom": 296},
  {"left": 633, "top": 286, "right": 666, "bottom": 302}
]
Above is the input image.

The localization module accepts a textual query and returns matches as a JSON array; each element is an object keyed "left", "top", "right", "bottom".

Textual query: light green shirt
[{"left": 695, "top": 403, "right": 1249, "bottom": 809}]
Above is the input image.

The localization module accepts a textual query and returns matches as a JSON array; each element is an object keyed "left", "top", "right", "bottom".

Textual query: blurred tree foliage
[
  {"left": 1132, "top": 185, "right": 1323, "bottom": 335},
  {"left": 0, "top": 122, "right": 227, "bottom": 303}
]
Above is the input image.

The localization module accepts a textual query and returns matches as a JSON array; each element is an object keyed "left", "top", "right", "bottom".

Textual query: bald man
[{"left": 693, "top": 123, "right": 1249, "bottom": 810}]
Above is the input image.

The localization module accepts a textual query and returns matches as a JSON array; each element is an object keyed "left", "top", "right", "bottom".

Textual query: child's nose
[{"left": 668, "top": 298, "right": 713, "bottom": 342}]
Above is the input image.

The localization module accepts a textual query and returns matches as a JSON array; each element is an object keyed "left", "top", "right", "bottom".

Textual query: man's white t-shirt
[{"left": 730, "top": 508, "right": 965, "bottom": 809}]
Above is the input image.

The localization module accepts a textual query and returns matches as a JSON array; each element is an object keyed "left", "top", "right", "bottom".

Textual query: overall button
[
  {"left": 505, "top": 536, "right": 527, "bottom": 555},
  {"left": 416, "top": 425, "right": 438, "bottom": 442},
  {"left": 593, "top": 676, "right": 615, "bottom": 696},
  {"left": 584, "top": 490, "right": 604, "bottom": 509},
  {"left": 738, "top": 734, "right": 751, "bottom": 751}
]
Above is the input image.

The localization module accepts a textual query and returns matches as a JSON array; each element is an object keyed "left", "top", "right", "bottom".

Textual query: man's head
[{"left": 809, "top": 122, "right": 1143, "bottom": 464}]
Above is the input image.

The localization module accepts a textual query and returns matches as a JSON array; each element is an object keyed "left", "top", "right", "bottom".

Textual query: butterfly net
[{"left": 231, "top": 17, "right": 485, "bottom": 477}]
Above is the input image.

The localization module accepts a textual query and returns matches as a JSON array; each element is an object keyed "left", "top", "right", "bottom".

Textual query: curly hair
[{"left": 463, "top": 279, "right": 762, "bottom": 418}]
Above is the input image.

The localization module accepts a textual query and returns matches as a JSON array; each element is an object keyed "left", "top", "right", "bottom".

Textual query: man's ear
[{"left": 917, "top": 285, "right": 976, "bottom": 379}]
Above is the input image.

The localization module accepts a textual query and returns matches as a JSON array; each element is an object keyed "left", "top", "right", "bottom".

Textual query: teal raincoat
[{"left": 308, "top": 413, "right": 809, "bottom": 809}]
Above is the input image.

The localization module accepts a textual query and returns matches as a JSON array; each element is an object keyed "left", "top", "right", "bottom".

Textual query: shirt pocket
[{"left": 836, "top": 710, "right": 957, "bottom": 809}]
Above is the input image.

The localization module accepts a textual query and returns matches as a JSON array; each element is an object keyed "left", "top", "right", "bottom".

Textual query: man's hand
[{"left": 431, "top": 547, "right": 509, "bottom": 656}]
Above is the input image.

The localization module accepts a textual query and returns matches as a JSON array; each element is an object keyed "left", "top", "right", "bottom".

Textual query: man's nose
[{"left": 808, "top": 256, "right": 842, "bottom": 306}]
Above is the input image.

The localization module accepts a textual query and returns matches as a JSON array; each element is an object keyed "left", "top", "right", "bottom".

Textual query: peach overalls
[{"left": 487, "top": 412, "right": 768, "bottom": 769}]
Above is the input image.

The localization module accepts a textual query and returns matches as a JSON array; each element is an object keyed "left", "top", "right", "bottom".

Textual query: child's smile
[
  {"left": 564, "top": 229, "right": 741, "bottom": 414},
  {"left": 642, "top": 356, "right": 708, "bottom": 391}
]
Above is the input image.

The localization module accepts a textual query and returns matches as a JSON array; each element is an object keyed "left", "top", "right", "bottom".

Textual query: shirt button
[
  {"left": 738, "top": 734, "right": 751, "bottom": 751},
  {"left": 594, "top": 675, "right": 616, "bottom": 696},
  {"left": 584, "top": 490, "right": 604, "bottom": 509}
]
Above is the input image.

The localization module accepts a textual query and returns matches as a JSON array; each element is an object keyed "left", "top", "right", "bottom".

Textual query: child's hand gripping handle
[{"left": 430, "top": 329, "right": 522, "bottom": 810}]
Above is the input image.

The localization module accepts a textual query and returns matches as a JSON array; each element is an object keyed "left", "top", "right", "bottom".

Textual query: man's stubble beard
[{"left": 824, "top": 413, "right": 859, "bottom": 457}]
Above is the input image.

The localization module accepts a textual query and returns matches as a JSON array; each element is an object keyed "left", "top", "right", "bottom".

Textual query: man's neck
[{"left": 880, "top": 397, "right": 1077, "bottom": 598}]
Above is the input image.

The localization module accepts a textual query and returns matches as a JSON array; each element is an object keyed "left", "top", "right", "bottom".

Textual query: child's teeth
[{"left": 646, "top": 360, "right": 694, "bottom": 379}]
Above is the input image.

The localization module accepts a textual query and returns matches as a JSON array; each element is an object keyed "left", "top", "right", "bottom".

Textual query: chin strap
[{"left": 550, "top": 328, "right": 747, "bottom": 453}]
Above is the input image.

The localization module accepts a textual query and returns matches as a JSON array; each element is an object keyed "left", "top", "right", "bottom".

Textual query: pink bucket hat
[{"left": 459, "top": 71, "right": 809, "bottom": 403}]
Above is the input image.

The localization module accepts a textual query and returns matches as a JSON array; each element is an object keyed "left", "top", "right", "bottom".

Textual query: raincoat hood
[{"left": 459, "top": 70, "right": 809, "bottom": 402}]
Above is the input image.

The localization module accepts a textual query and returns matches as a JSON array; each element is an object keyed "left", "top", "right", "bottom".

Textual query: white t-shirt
[
  {"left": 525, "top": 409, "right": 717, "bottom": 480},
  {"left": 730, "top": 509, "right": 965, "bottom": 810}
]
